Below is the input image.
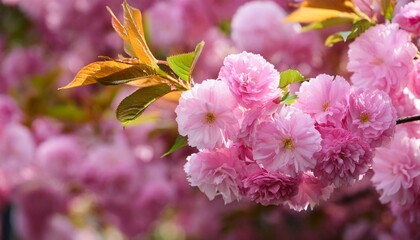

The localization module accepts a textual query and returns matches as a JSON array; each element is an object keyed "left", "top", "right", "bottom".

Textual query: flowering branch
[{"left": 396, "top": 114, "right": 420, "bottom": 125}]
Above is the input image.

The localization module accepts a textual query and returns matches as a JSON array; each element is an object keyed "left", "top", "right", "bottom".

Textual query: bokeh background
[{"left": 0, "top": 0, "right": 408, "bottom": 239}]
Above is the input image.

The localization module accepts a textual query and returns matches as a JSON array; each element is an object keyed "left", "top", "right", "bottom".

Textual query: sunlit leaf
[
  {"left": 301, "top": 17, "right": 354, "bottom": 32},
  {"left": 325, "top": 31, "right": 349, "bottom": 46},
  {"left": 381, "top": 0, "right": 396, "bottom": 21},
  {"left": 59, "top": 61, "right": 137, "bottom": 90},
  {"left": 324, "top": 19, "right": 372, "bottom": 46},
  {"left": 95, "top": 63, "right": 156, "bottom": 85},
  {"left": 280, "top": 92, "right": 298, "bottom": 105},
  {"left": 161, "top": 135, "right": 188, "bottom": 157},
  {"left": 106, "top": 6, "right": 126, "bottom": 40},
  {"left": 284, "top": 7, "right": 358, "bottom": 23},
  {"left": 116, "top": 84, "right": 172, "bottom": 125},
  {"left": 348, "top": 19, "right": 371, "bottom": 38},
  {"left": 279, "top": 69, "right": 305, "bottom": 91},
  {"left": 300, "top": 0, "right": 355, "bottom": 12},
  {"left": 161, "top": 91, "right": 182, "bottom": 102},
  {"left": 106, "top": 0, "right": 157, "bottom": 66},
  {"left": 167, "top": 41, "right": 205, "bottom": 83},
  {"left": 122, "top": 0, "right": 156, "bottom": 66}
]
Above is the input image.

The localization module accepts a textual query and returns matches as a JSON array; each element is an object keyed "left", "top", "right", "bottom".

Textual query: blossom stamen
[
  {"left": 283, "top": 137, "right": 294, "bottom": 150},
  {"left": 205, "top": 112, "right": 216, "bottom": 124},
  {"left": 322, "top": 101, "right": 330, "bottom": 112},
  {"left": 360, "top": 112, "right": 370, "bottom": 123}
]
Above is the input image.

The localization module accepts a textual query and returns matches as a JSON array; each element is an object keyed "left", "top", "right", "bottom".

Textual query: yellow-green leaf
[
  {"left": 301, "top": 17, "right": 354, "bottom": 32},
  {"left": 59, "top": 61, "right": 136, "bottom": 90},
  {"left": 324, "top": 19, "right": 372, "bottom": 46},
  {"left": 167, "top": 41, "right": 204, "bottom": 83},
  {"left": 381, "top": 0, "right": 396, "bottom": 21},
  {"left": 116, "top": 84, "right": 172, "bottom": 125},
  {"left": 284, "top": 7, "right": 358, "bottom": 23},
  {"left": 161, "top": 135, "right": 188, "bottom": 157},
  {"left": 280, "top": 92, "right": 298, "bottom": 105},
  {"left": 279, "top": 69, "right": 305, "bottom": 91}
]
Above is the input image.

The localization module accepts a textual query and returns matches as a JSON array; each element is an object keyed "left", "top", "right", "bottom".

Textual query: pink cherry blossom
[
  {"left": 146, "top": 1, "right": 185, "bottom": 50},
  {"left": 347, "top": 24, "right": 417, "bottom": 95},
  {"left": 230, "top": 1, "right": 297, "bottom": 58},
  {"left": 0, "top": 94, "right": 23, "bottom": 130},
  {"left": 372, "top": 130, "right": 420, "bottom": 205},
  {"left": 237, "top": 99, "right": 280, "bottom": 147},
  {"left": 0, "top": 123, "right": 35, "bottom": 172},
  {"left": 36, "top": 135, "right": 85, "bottom": 182},
  {"left": 394, "top": 1, "right": 420, "bottom": 35},
  {"left": 175, "top": 79, "right": 243, "bottom": 150},
  {"left": 391, "top": 91, "right": 420, "bottom": 138},
  {"left": 184, "top": 147, "right": 244, "bottom": 204},
  {"left": 80, "top": 137, "right": 140, "bottom": 199},
  {"left": 253, "top": 106, "right": 322, "bottom": 175},
  {"left": 391, "top": 199, "right": 420, "bottom": 238},
  {"left": 242, "top": 168, "right": 299, "bottom": 206},
  {"left": 313, "top": 126, "right": 373, "bottom": 187},
  {"left": 345, "top": 88, "right": 397, "bottom": 147},
  {"left": 295, "top": 74, "right": 350, "bottom": 126},
  {"left": 408, "top": 59, "right": 420, "bottom": 98},
  {"left": 286, "top": 172, "right": 334, "bottom": 211},
  {"left": 218, "top": 51, "right": 280, "bottom": 108}
]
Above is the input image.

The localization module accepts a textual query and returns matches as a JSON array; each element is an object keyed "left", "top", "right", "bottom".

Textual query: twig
[{"left": 396, "top": 114, "right": 420, "bottom": 125}]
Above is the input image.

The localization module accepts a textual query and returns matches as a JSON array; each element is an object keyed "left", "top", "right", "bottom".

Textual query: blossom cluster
[{"left": 176, "top": 51, "right": 398, "bottom": 211}]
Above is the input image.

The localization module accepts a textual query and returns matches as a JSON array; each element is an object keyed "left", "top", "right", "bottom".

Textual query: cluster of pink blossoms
[{"left": 176, "top": 52, "right": 397, "bottom": 210}]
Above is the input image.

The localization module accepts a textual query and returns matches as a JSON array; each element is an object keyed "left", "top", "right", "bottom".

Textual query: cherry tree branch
[{"left": 396, "top": 114, "right": 420, "bottom": 125}]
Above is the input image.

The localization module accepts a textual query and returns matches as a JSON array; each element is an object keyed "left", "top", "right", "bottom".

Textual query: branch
[{"left": 396, "top": 114, "right": 420, "bottom": 125}]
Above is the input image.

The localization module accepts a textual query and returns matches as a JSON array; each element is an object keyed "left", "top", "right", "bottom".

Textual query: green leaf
[
  {"left": 95, "top": 63, "right": 156, "bottom": 85},
  {"left": 381, "top": 0, "right": 396, "bottom": 22},
  {"left": 279, "top": 69, "right": 305, "bottom": 91},
  {"left": 161, "top": 135, "right": 188, "bottom": 157},
  {"left": 167, "top": 41, "right": 205, "bottom": 83},
  {"left": 348, "top": 19, "right": 372, "bottom": 39},
  {"left": 280, "top": 92, "right": 298, "bottom": 105},
  {"left": 325, "top": 19, "right": 372, "bottom": 46},
  {"left": 301, "top": 17, "right": 354, "bottom": 32},
  {"left": 325, "top": 32, "right": 347, "bottom": 46},
  {"left": 116, "top": 84, "right": 172, "bottom": 125}
]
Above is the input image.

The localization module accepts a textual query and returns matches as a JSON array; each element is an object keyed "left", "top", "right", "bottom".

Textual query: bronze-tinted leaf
[
  {"left": 59, "top": 61, "right": 135, "bottom": 90},
  {"left": 284, "top": 7, "right": 358, "bottom": 23},
  {"left": 122, "top": 0, "right": 156, "bottom": 66},
  {"left": 301, "top": 0, "right": 355, "bottom": 12},
  {"left": 106, "top": 1, "right": 157, "bottom": 66},
  {"left": 96, "top": 63, "right": 156, "bottom": 85}
]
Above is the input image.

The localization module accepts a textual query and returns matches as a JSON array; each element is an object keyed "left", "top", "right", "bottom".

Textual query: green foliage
[
  {"left": 325, "top": 19, "right": 372, "bottom": 46},
  {"left": 381, "top": 0, "right": 396, "bottom": 22},
  {"left": 0, "top": 5, "right": 33, "bottom": 47},
  {"left": 301, "top": 17, "right": 353, "bottom": 32},
  {"left": 162, "top": 135, "right": 188, "bottom": 157},
  {"left": 279, "top": 69, "right": 305, "bottom": 91},
  {"left": 167, "top": 41, "right": 205, "bottom": 83},
  {"left": 116, "top": 84, "right": 172, "bottom": 125},
  {"left": 280, "top": 92, "right": 298, "bottom": 105}
]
